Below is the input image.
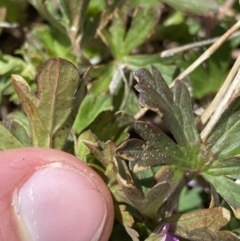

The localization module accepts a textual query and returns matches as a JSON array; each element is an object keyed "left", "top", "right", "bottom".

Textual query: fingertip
[{"left": 0, "top": 148, "right": 114, "bottom": 241}]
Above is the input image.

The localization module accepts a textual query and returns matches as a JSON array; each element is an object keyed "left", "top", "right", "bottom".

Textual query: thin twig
[
  {"left": 0, "top": 22, "right": 19, "bottom": 28},
  {"left": 171, "top": 19, "right": 240, "bottom": 86},
  {"left": 201, "top": 68, "right": 240, "bottom": 142},
  {"left": 201, "top": 54, "right": 240, "bottom": 125},
  {"left": 160, "top": 31, "right": 240, "bottom": 58}
]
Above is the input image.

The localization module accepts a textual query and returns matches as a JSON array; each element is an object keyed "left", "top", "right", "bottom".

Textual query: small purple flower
[{"left": 160, "top": 223, "right": 179, "bottom": 241}]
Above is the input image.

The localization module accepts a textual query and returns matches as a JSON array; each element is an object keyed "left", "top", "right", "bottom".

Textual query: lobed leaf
[
  {"left": 12, "top": 58, "right": 86, "bottom": 148},
  {"left": 134, "top": 66, "right": 199, "bottom": 147},
  {"left": 98, "top": 9, "right": 126, "bottom": 59},
  {"left": 117, "top": 121, "right": 187, "bottom": 171},
  {"left": 166, "top": 207, "right": 240, "bottom": 241},
  {"left": 203, "top": 173, "right": 240, "bottom": 219},
  {"left": 117, "top": 66, "right": 202, "bottom": 171},
  {"left": 99, "top": 7, "right": 159, "bottom": 59},
  {"left": 116, "top": 157, "right": 170, "bottom": 221},
  {"left": 122, "top": 8, "right": 159, "bottom": 57}
]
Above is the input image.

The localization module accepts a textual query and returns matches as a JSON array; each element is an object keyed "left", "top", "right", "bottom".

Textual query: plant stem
[
  {"left": 171, "top": 19, "right": 240, "bottom": 86},
  {"left": 201, "top": 54, "right": 240, "bottom": 126},
  {"left": 160, "top": 31, "right": 240, "bottom": 58},
  {"left": 201, "top": 65, "right": 240, "bottom": 142}
]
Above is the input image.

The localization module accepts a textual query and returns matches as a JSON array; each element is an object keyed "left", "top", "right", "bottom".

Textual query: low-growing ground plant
[{"left": 1, "top": 0, "right": 240, "bottom": 240}]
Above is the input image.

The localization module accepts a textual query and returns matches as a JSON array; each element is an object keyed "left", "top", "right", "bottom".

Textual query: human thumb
[{"left": 0, "top": 147, "right": 114, "bottom": 241}]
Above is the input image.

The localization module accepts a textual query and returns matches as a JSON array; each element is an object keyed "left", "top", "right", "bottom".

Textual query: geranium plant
[{"left": 1, "top": 0, "right": 240, "bottom": 240}]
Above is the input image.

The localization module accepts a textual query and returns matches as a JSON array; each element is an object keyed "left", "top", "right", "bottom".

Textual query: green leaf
[
  {"left": 11, "top": 74, "right": 47, "bottom": 147},
  {"left": 27, "top": 0, "right": 65, "bottom": 32},
  {"left": 119, "top": 89, "right": 140, "bottom": 117},
  {"left": 1, "top": 0, "right": 28, "bottom": 24},
  {"left": 205, "top": 156, "right": 240, "bottom": 179},
  {"left": 99, "top": 9, "right": 125, "bottom": 59},
  {"left": 130, "top": 168, "right": 156, "bottom": 195},
  {"left": 116, "top": 157, "right": 170, "bottom": 221},
  {"left": 166, "top": 207, "right": 240, "bottom": 241},
  {"left": 10, "top": 119, "right": 31, "bottom": 147},
  {"left": 99, "top": 7, "right": 159, "bottom": 59},
  {"left": 178, "top": 47, "right": 230, "bottom": 99},
  {"left": 134, "top": 66, "right": 199, "bottom": 147},
  {"left": 116, "top": 66, "right": 205, "bottom": 173},
  {"left": 178, "top": 186, "right": 202, "bottom": 212},
  {"left": 28, "top": 0, "right": 90, "bottom": 54},
  {"left": 31, "top": 25, "right": 77, "bottom": 63},
  {"left": 83, "top": 140, "right": 132, "bottom": 204},
  {"left": 122, "top": 55, "right": 177, "bottom": 85},
  {"left": 206, "top": 97, "right": 240, "bottom": 159},
  {"left": 87, "top": 110, "right": 134, "bottom": 144},
  {"left": 73, "top": 93, "right": 112, "bottom": 133},
  {"left": 161, "top": 0, "right": 218, "bottom": 14},
  {"left": 0, "top": 51, "right": 35, "bottom": 104},
  {"left": 116, "top": 158, "right": 185, "bottom": 221},
  {"left": 56, "top": 0, "right": 90, "bottom": 49},
  {"left": 128, "top": 0, "right": 162, "bottom": 8},
  {"left": 203, "top": 173, "right": 240, "bottom": 219},
  {"left": 156, "top": 166, "right": 186, "bottom": 215},
  {"left": 90, "top": 63, "right": 116, "bottom": 95},
  {"left": 0, "top": 123, "right": 23, "bottom": 150},
  {"left": 121, "top": 8, "right": 159, "bottom": 57},
  {"left": 117, "top": 121, "right": 187, "bottom": 171},
  {"left": 57, "top": 0, "right": 90, "bottom": 29},
  {"left": 75, "top": 130, "right": 98, "bottom": 162},
  {"left": 115, "top": 205, "right": 140, "bottom": 241},
  {"left": 129, "top": 0, "right": 219, "bottom": 14},
  {"left": 12, "top": 58, "right": 86, "bottom": 148},
  {"left": 0, "top": 52, "right": 26, "bottom": 76}
]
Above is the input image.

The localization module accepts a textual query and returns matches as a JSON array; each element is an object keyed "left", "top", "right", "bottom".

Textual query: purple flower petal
[
  {"left": 165, "top": 233, "right": 179, "bottom": 241},
  {"left": 160, "top": 224, "right": 179, "bottom": 241}
]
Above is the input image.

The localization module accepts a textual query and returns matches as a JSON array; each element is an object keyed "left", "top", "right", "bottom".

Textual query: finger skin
[{"left": 0, "top": 147, "right": 114, "bottom": 241}]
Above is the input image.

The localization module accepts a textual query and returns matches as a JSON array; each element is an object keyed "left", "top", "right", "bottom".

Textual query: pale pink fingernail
[{"left": 14, "top": 163, "right": 107, "bottom": 241}]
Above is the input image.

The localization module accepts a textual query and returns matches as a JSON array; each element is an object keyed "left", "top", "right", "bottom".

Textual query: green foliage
[
  {"left": 161, "top": 0, "right": 218, "bottom": 14},
  {"left": 2, "top": 0, "right": 240, "bottom": 240},
  {"left": 99, "top": 7, "right": 159, "bottom": 59},
  {"left": 178, "top": 45, "right": 231, "bottom": 99},
  {"left": 0, "top": 52, "right": 36, "bottom": 103},
  {"left": 178, "top": 186, "right": 202, "bottom": 212},
  {"left": 166, "top": 208, "right": 240, "bottom": 240},
  {"left": 116, "top": 66, "right": 240, "bottom": 240},
  {"left": 0, "top": 58, "right": 86, "bottom": 149},
  {"left": 0, "top": 124, "right": 23, "bottom": 150}
]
